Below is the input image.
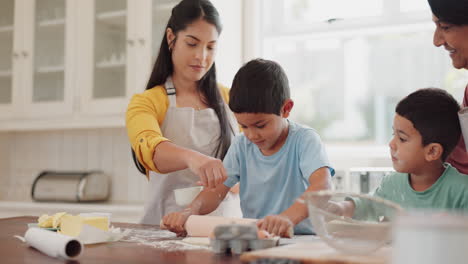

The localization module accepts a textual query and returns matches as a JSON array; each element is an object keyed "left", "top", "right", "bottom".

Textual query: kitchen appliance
[
  {"left": 348, "top": 167, "right": 393, "bottom": 194},
  {"left": 31, "top": 171, "right": 110, "bottom": 202}
]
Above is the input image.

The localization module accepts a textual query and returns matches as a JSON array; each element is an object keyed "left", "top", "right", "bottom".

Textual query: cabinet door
[
  {"left": 78, "top": 0, "right": 136, "bottom": 115},
  {"left": 21, "top": 0, "right": 74, "bottom": 117},
  {"left": 145, "top": 0, "right": 178, "bottom": 89},
  {"left": 130, "top": 0, "right": 178, "bottom": 95},
  {"left": 0, "top": 0, "right": 17, "bottom": 119}
]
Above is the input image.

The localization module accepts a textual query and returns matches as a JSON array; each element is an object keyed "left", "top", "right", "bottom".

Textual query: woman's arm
[
  {"left": 127, "top": 91, "right": 227, "bottom": 188},
  {"left": 153, "top": 141, "right": 227, "bottom": 188}
]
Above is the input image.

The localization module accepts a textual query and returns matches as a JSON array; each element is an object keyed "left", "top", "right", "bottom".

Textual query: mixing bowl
[
  {"left": 174, "top": 186, "right": 203, "bottom": 206},
  {"left": 303, "top": 191, "right": 403, "bottom": 255}
]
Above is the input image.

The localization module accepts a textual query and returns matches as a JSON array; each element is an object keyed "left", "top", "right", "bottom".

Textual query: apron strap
[{"left": 164, "top": 77, "right": 177, "bottom": 107}]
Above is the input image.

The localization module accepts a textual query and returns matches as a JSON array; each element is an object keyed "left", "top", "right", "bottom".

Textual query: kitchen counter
[
  {"left": 0, "top": 201, "right": 144, "bottom": 223},
  {"left": 0, "top": 216, "right": 242, "bottom": 264}
]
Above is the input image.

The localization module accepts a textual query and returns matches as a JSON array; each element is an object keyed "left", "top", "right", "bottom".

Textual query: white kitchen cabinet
[
  {"left": 78, "top": 0, "right": 140, "bottom": 115},
  {"left": 78, "top": 0, "right": 192, "bottom": 116},
  {"left": 0, "top": 0, "right": 75, "bottom": 120},
  {"left": 0, "top": 0, "right": 17, "bottom": 118},
  {"left": 18, "top": 0, "right": 74, "bottom": 118},
  {"left": 0, "top": 0, "right": 242, "bottom": 129}
]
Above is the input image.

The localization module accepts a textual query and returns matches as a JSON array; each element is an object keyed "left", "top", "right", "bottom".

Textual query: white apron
[{"left": 140, "top": 78, "right": 242, "bottom": 224}]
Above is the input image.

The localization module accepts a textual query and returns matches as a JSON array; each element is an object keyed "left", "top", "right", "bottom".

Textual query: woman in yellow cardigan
[{"left": 126, "top": 0, "right": 240, "bottom": 225}]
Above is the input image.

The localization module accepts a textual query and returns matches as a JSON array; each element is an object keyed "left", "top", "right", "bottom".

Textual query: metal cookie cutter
[{"left": 210, "top": 224, "right": 279, "bottom": 254}]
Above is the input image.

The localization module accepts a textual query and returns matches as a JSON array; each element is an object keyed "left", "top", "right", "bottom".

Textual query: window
[{"left": 248, "top": 0, "right": 468, "bottom": 148}]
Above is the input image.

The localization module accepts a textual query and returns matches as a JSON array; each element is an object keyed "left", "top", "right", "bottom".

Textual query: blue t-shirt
[{"left": 223, "top": 120, "right": 334, "bottom": 234}]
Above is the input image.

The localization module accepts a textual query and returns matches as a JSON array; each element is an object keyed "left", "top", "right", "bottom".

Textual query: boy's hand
[
  {"left": 186, "top": 152, "right": 227, "bottom": 189},
  {"left": 329, "top": 200, "right": 355, "bottom": 218},
  {"left": 257, "top": 214, "right": 293, "bottom": 238},
  {"left": 324, "top": 201, "right": 345, "bottom": 215},
  {"left": 162, "top": 209, "right": 192, "bottom": 237}
]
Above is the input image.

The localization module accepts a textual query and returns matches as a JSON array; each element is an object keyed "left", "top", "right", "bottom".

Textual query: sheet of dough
[{"left": 182, "top": 237, "right": 211, "bottom": 246}]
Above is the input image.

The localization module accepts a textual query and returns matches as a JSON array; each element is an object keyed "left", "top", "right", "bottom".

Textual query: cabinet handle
[
  {"left": 127, "top": 39, "right": 135, "bottom": 46},
  {"left": 13, "top": 52, "right": 20, "bottom": 58},
  {"left": 138, "top": 38, "right": 145, "bottom": 45},
  {"left": 22, "top": 51, "right": 28, "bottom": 57}
]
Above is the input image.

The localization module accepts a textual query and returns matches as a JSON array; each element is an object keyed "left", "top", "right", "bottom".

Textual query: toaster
[{"left": 31, "top": 171, "right": 110, "bottom": 202}]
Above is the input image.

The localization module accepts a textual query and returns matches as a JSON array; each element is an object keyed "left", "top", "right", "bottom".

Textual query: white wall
[
  {"left": 0, "top": 128, "right": 394, "bottom": 204},
  {"left": 0, "top": 128, "right": 148, "bottom": 203}
]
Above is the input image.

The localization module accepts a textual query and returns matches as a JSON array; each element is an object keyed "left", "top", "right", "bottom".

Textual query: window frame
[{"left": 242, "top": 0, "right": 440, "bottom": 160}]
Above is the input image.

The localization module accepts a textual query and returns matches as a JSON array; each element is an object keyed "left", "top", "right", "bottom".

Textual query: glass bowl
[{"left": 303, "top": 191, "right": 403, "bottom": 255}]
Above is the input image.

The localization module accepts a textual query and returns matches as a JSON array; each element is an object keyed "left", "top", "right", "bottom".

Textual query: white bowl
[
  {"left": 304, "top": 191, "right": 403, "bottom": 255},
  {"left": 174, "top": 186, "right": 203, "bottom": 207},
  {"left": 392, "top": 211, "right": 468, "bottom": 264}
]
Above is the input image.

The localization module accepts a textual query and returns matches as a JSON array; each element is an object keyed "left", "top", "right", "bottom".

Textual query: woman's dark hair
[
  {"left": 428, "top": 0, "right": 468, "bottom": 25},
  {"left": 132, "top": 0, "right": 233, "bottom": 175},
  {"left": 229, "top": 58, "right": 290, "bottom": 115},
  {"left": 396, "top": 88, "right": 461, "bottom": 161}
]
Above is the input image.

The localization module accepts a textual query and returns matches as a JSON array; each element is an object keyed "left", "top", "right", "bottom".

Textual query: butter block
[
  {"left": 37, "top": 212, "right": 69, "bottom": 228},
  {"left": 37, "top": 214, "right": 53, "bottom": 228},
  {"left": 60, "top": 215, "right": 109, "bottom": 237},
  {"left": 52, "top": 212, "right": 68, "bottom": 228}
]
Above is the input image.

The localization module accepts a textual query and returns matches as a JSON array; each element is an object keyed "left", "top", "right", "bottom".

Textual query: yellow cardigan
[{"left": 126, "top": 84, "right": 231, "bottom": 176}]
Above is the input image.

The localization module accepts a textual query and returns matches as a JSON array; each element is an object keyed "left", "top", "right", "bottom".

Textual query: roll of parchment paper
[{"left": 24, "top": 227, "right": 83, "bottom": 259}]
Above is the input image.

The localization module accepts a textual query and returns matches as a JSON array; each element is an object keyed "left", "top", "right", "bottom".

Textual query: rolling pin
[{"left": 160, "top": 215, "right": 294, "bottom": 238}]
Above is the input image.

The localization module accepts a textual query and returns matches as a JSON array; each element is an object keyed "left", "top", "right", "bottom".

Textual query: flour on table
[
  {"left": 138, "top": 240, "right": 211, "bottom": 251},
  {"left": 122, "top": 228, "right": 211, "bottom": 251},
  {"left": 122, "top": 228, "right": 176, "bottom": 241}
]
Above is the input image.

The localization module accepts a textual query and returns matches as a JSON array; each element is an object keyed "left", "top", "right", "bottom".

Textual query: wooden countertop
[{"left": 0, "top": 216, "right": 242, "bottom": 264}]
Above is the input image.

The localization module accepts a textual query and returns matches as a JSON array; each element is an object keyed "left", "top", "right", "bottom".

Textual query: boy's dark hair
[
  {"left": 396, "top": 88, "right": 461, "bottom": 161},
  {"left": 229, "top": 59, "right": 290, "bottom": 115}
]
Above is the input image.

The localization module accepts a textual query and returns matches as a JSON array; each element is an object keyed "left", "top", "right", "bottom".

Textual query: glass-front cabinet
[
  {"left": 30, "top": 0, "right": 73, "bottom": 116},
  {"left": 151, "top": 0, "right": 177, "bottom": 64},
  {"left": 78, "top": 0, "right": 130, "bottom": 115},
  {"left": 78, "top": 0, "right": 180, "bottom": 115},
  {"left": 0, "top": 0, "right": 241, "bottom": 128},
  {"left": 32, "top": 0, "right": 67, "bottom": 103},
  {"left": 0, "top": 0, "right": 15, "bottom": 118},
  {"left": 21, "top": 0, "right": 74, "bottom": 117},
  {"left": 93, "top": 0, "right": 127, "bottom": 100}
]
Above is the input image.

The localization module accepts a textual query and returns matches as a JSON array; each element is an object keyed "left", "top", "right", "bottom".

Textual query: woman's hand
[
  {"left": 186, "top": 152, "right": 227, "bottom": 189},
  {"left": 162, "top": 209, "right": 192, "bottom": 237},
  {"left": 257, "top": 214, "right": 294, "bottom": 238}
]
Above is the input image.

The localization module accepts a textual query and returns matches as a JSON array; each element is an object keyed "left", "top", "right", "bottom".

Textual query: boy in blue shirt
[
  {"left": 335, "top": 88, "right": 468, "bottom": 219},
  {"left": 162, "top": 59, "right": 335, "bottom": 237}
]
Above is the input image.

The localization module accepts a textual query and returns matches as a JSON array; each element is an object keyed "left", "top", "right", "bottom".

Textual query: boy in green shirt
[{"left": 337, "top": 88, "right": 468, "bottom": 219}]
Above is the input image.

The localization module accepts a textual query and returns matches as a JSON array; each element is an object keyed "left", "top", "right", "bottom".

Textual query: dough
[{"left": 182, "top": 237, "right": 211, "bottom": 246}]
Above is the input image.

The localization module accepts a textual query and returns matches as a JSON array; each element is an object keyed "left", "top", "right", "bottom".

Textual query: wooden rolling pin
[{"left": 160, "top": 215, "right": 294, "bottom": 238}]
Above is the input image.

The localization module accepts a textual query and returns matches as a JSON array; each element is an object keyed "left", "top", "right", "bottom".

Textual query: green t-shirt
[{"left": 352, "top": 163, "right": 468, "bottom": 220}]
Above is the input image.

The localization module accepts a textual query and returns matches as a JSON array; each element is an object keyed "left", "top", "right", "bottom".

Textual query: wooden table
[{"left": 0, "top": 216, "right": 242, "bottom": 264}]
